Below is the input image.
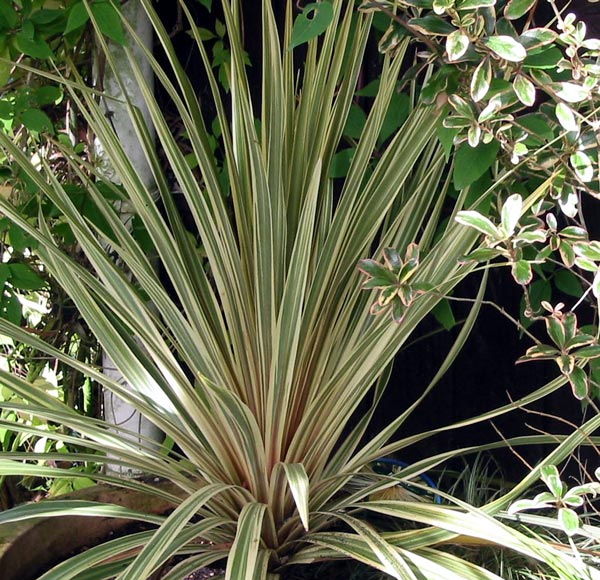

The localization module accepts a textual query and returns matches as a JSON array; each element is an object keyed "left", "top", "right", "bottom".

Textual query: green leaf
[
  {"left": 540, "top": 465, "right": 562, "bottom": 495},
  {"left": 446, "top": 29, "right": 470, "bottom": 62},
  {"left": 0, "top": 293, "right": 21, "bottom": 326},
  {"left": 519, "top": 28, "right": 557, "bottom": 49},
  {"left": 8, "top": 263, "right": 46, "bottom": 290},
  {"left": 568, "top": 366, "right": 588, "bottom": 399},
  {"left": 558, "top": 507, "right": 580, "bottom": 535},
  {"left": 358, "top": 259, "right": 396, "bottom": 284},
  {"left": 289, "top": 2, "right": 334, "bottom": 50},
  {"left": 546, "top": 316, "right": 566, "bottom": 348},
  {"left": 504, "top": 0, "right": 536, "bottom": 20},
  {"left": 471, "top": 58, "right": 491, "bottom": 102},
  {"left": 555, "top": 82, "right": 589, "bottom": 103},
  {"left": 570, "top": 151, "right": 594, "bottom": 183},
  {"left": 34, "top": 86, "right": 62, "bottom": 106},
  {"left": 554, "top": 270, "right": 583, "bottom": 298},
  {"left": 501, "top": 193, "right": 522, "bottom": 237},
  {"left": 573, "top": 345, "right": 600, "bottom": 360},
  {"left": 0, "top": 0, "right": 18, "bottom": 30},
  {"left": 92, "top": 1, "right": 126, "bottom": 45},
  {"left": 574, "top": 241, "right": 600, "bottom": 261},
  {"left": 453, "top": 140, "right": 500, "bottom": 189},
  {"left": 432, "top": 299, "right": 456, "bottom": 330},
  {"left": 458, "top": 0, "right": 495, "bottom": 8},
  {"left": 512, "top": 260, "right": 532, "bottom": 285},
  {"left": 555, "top": 102, "right": 578, "bottom": 133},
  {"left": 409, "top": 15, "right": 456, "bottom": 35},
  {"left": 485, "top": 35, "right": 527, "bottom": 62},
  {"left": 15, "top": 34, "right": 54, "bottom": 59},
  {"left": 20, "top": 109, "right": 54, "bottom": 133},
  {"left": 65, "top": 2, "right": 90, "bottom": 35},
  {"left": 513, "top": 74, "right": 535, "bottom": 106},
  {"left": 455, "top": 211, "right": 500, "bottom": 238}
]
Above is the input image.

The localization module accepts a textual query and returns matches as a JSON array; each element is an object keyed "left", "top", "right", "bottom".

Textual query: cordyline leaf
[
  {"left": 501, "top": 193, "right": 522, "bottom": 237},
  {"left": 455, "top": 211, "right": 500, "bottom": 239},
  {"left": 568, "top": 366, "right": 588, "bottom": 400},
  {"left": 119, "top": 484, "right": 228, "bottom": 580},
  {"left": 504, "top": 0, "right": 536, "bottom": 20},
  {"left": 446, "top": 29, "right": 470, "bottom": 61},
  {"left": 0, "top": 500, "right": 165, "bottom": 526},
  {"left": 485, "top": 36, "right": 527, "bottom": 62},
  {"left": 334, "top": 513, "right": 418, "bottom": 580},
  {"left": 570, "top": 151, "right": 594, "bottom": 183},
  {"left": 225, "top": 503, "right": 268, "bottom": 580},
  {"left": 511, "top": 260, "right": 532, "bottom": 285},
  {"left": 280, "top": 463, "right": 310, "bottom": 531},
  {"left": 513, "top": 74, "right": 535, "bottom": 106},
  {"left": 558, "top": 507, "right": 580, "bottom": 536},
  {"left": 471, "top": 58, "right": 492, "bottom": 102}
]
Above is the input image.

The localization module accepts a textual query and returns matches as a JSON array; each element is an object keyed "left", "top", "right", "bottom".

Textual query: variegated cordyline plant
[{"left": 0, "top": 1, "right": 599, "bottom": 579}]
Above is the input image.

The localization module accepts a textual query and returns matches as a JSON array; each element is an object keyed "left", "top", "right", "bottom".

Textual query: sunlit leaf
[
  {"left": 446, "top": 29, "right": 470, "bottom": 61},
  {"left": 471, "top": 58, "right": 492, "bottom": 102},
  {"left": 455, "top": 211, "right": 500, "bottom": 238},
  {"left": 504, "top": 0, "right": 536, "bottom": 20},
  {"left": 513, "top": 74, "right": 535, "bottom": 106},
  {"left": 485, "top": 36, "right": 527, "bottom": 62},
  {"left": 570, "top": 151, "right": 594, "bottom": 183}
]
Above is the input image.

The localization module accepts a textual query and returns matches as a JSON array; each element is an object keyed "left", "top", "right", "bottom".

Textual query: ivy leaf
[
  {"left": 570, "top": 151, "right": 594, "bottom": 183},
  {"left": 504, "top": 0, "right": 536, "bottom": 20},
  {"left": 485, "top": 36, "right": 527, "bottom": 62},
  {"left": 471, "top": 58, "right": 492, "bottom": 102},
  {"left": 513, "top": 74, "right": 535, "bottom": 106},
  {"left": 92, "top": 1, "right": 126, "bottom": 46},
  {"left": 446, "top": 29, "right": 470, "bottom": 61},
  {"left": 289, "top": 2, "right": 333, "bottom": 50},
  {"left": 555, "top": 102, "right": 578, "bottom": 133}
]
